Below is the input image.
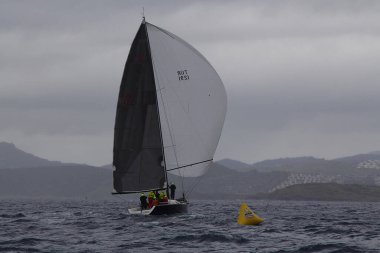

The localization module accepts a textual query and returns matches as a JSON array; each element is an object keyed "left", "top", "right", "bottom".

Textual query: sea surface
[{"left": 1, "top": 199, "right": 379, "bottom": 252}]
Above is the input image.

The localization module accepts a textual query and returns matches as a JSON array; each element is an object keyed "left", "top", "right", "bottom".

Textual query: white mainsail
[{"left": 146, "top": 23, "right": 227, "bottom": 177}]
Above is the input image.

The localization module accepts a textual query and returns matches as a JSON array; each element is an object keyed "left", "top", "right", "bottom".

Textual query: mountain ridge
[
  {"left": 0, "top": 141, "right": 87, "bottom": 169},
  {"left": 0, "top": 142, "right": 63, "bottom": 169},
  {"left": 1, "top": 141, "right": 380, "bottom": 200},
  {"left": 253, "top": 183, "right": 380, "bottom": 202}
]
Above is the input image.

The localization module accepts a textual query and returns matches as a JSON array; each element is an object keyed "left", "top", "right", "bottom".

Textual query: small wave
[
  {"left": 188, "top": 214, "right": 206, "bottom": 219},
  {"left": 303, "top": 224, "right": 320, "bottom": 232},
  {"left": 0, "top": 213, "right": 25, "bottom": 218},
  {"left": 171, "top": 232, "right": 249, "bottom": 244},
  {"left": 114, "top": 225, "right": 127, "bottom": 231},
  {"left": 42, "top": 217, "right": 64, "bottom": 225},
  {"left": 119, "top": 241, "right": 145, "bottom": 249},
  {"left": 263, "top": 228, "right": 277, "bottom": 233},
  {"left": 11, "top": 218, "right": 33, "bottom": 223},
  {"left": 313, "top": 227, "right": 353, "bottom": 235},
  {"left": 111, "top": 213, "right": 128, "bottom": 220},
  {"left": 138, "top": 221, "right": 161, "bottom": 228},
  {"left": 289, "top": 243, "right": 363, "bottom": 253},
  {"left": 71, "top": 221, "right": 100, "bottom": 230},
  {"left": 0, "top": 238, "right": 45, "bottom": 247},
  {"left": 0, "top": 247, "right": 41, "bottom": 252},
  {"left": 334, "top": 221, "right": 367, "bottom": 226}
]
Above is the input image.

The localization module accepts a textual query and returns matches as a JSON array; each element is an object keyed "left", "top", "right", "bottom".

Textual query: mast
[{"left": 143, "top": 21, "right": 170, "bottom": 196}]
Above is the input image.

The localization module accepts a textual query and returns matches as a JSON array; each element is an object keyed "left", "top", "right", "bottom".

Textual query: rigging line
[
  {"left": 152, "top": 37, "right": 211, "bottom": 197},
  {"left": 185, "top": 174, "right": 204, "bottom": 197},
  {"left": 144, "top": 23, "right": 169, "bottom": 190},
  {"left": 147, "top": 26, "right": 183, "bottom": 193},
  {"left": 184, "top": 160, "right": 213, "bottom": 197},
  {"left": 113, "top": 194, "right": 128, "bottom": 204},
  {"left": 264, "top": 201, "right": 269, "bottom": 213},
  {"left": 166, "top": 159, "right": 213, "bottom": 171},
  {"left": 154, "top": 29, "right": 193, "bottom": 194}
]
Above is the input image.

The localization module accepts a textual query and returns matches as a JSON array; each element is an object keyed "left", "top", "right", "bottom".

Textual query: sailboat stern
[
  {"left": 150, "top": 201, "right": 188, "bottom": 215},
  {"left": 128, "top": 200, "right": 188, "bottom": 215}
]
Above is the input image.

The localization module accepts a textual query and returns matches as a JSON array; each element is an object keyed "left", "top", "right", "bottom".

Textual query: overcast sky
[{"left": 1, "top": 0, "right": 380, "bottom": 166}]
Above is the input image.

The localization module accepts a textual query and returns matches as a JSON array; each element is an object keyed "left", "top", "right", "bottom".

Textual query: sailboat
[{"left": 112, "top": 18, "right": 227, "bottom": 215}]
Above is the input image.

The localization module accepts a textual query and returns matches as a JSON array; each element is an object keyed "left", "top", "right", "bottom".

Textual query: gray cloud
[{"left": 1, "top": 0, "right": 380, "bottom": 165}]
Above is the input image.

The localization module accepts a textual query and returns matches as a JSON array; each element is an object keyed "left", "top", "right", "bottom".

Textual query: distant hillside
[
  {"left": 247, "top": 154, "right": 380, "bottom": 187},
  {"left": 0, "top": 165, "right": 113, "bottom": 200},
  {"left": 0, "top": 143, "right": 289, "bottom": 200},
  {"left": 252, "top": 156, "right": 334, "bottom": 173},
  {"left": 169, "top": 162, "right": 289, "bottom": 199},
  {"left": 334, "top": 153, "right": 380, "bottom": 167},
  {"left": 2, "top": 141, "right": 380, "bottom": 200},
  {"left": 0, "top": 142, "right": 64, "bottom": 169},
  {"left": 251, "top": 153, "right": 380, "bottom": 173},
  {"left": 216, "top": 159, "right": 252, "bottom": 172},
  {"left": 254, "top": 183, "right": 380, "bottom": 202},
  {"left": 101, "top": 164, "right": 113, "bottom": 170},
  {"left": 0, "top": 162, "right": 289, "bottom": 200}
]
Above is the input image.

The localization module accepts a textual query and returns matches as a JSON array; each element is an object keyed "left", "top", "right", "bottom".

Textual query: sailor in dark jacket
[
  {"left": 140, "top": 193, "right": 148, "bottom": 210},
  {"left": 169, "top": 183, "right": 176, "bottom": 199},
  {"left": 154, "top": 190, "right": 160, "bottom": 200}
]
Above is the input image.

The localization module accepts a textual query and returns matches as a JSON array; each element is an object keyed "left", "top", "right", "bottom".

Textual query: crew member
[
  {"left": 152, "top": 195, "right": 159, "bottom": 207},
  {"left": 169, "top": 183, "right": 176, "bottom": 199},
  {"left": 140, "top": 193, "right": 148, "bottom": 210},
  {"left": 148, "top": 191, "right": 155, "bottom": 208},
  {"left": 154, "top": 190, "right": 160, "bottom": 200},
  {"left": 159, "top": 191, "right": 168, "bottom": 203}
]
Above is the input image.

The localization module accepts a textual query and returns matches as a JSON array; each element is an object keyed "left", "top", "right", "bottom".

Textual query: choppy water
[{"left": 1, "top": 199, "right": 379, "bottom": 252}]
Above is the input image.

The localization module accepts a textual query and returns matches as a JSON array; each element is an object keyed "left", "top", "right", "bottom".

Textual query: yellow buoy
[{"left": 237, "top": 202, "right": 264, "bottom": 226}]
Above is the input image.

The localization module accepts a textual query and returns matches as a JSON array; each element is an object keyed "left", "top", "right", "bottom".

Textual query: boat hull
[
  {"left": 128, "top": 200, "right": 188, "bottom": 215},
  {"left": 150, "top": 202, "right": 188, "bottom": 215}
]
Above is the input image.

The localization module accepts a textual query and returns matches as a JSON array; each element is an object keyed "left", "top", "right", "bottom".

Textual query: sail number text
[{"left": 177, "top": 70, "right": 190, "bottom": 81}]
